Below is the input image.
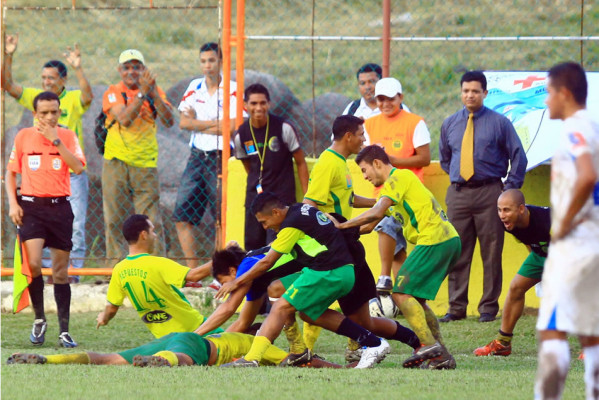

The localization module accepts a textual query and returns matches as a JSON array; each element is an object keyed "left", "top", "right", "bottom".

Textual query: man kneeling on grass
[
  {"left": 7, "top": 331, "right": 341, "bottom": 368},
  {"left": 328, "top": 144, "right": 461, "bottom": 369}
]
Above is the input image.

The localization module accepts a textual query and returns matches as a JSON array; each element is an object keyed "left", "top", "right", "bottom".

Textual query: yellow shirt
[
  {"left": 102, "top": 82, "right": 171, "bottom": 168},
  {"left": 19, "top": 87, "right": 89, "bottom": 151},
  {"left": 379, "top": 168, "right": 458, "bottom": 245},
  {"left": 304, "top": 149, "right": 354, "bottom": 219},
  {"left": 106, "top": 253, "right": 204, "bottom": 338}
]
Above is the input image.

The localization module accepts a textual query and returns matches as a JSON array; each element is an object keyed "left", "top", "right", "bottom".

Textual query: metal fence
[{"left": 2, "top": 0, "right": 598, "bottom": 271}]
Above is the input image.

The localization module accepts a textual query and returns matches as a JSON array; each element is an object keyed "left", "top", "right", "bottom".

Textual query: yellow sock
[
  {"left": 244, "top": 336, "right": 272, "bottom": 362},
  {"left": 423, "top": 306, "right": 445, "bottom": 346},
  {"left": 399, "top": 297, "right": 436, "bottom": 346},
  {"left": 261, "top": 344, "right": 290, "bottom": 366},
  {"left": 283, "top": 320, "right": 307, "bottom": 354},
  {"left": 303, "top": 322, "right": 322, "bottom": 351},
  {"left": 347, "top": 338, "right": 361, "bottom": 351},
  {"left": 497, "top": 332, "right": 513, "bottom": 344},
  {"left": 153, "top": 351, "right": 178, "bottom": 366},
  {"left": 45, "top": 353, "right": 90, "bottom": 364}
]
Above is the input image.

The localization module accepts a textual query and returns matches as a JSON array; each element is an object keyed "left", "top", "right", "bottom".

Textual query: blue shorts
[
  {"left": 172, "top": 149, "right": 220, "bottom": 225},
  {"left": 374, "top": 216, "right": 407, "bottom": 255}
]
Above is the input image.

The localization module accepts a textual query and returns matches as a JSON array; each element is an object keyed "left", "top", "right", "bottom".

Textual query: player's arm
[
  {"left": 227, "top": 298, "right": 264, "bottom": 333},
  {"left": 194, "top": 282, "right": 251, "bottom": 336},
  {"left": 5, "top": 170, "right": 23, "bottom": 226},
  {"left": 330, "top": 196, "right": 393, "bottom": 230},
  {"left": 215, "top": 249, "right": 282, "bottom": 299},
  {"left": 353, "top": 195, "right": 376, "bottom": 208},
  {"left": 553, "top": 152, "right": 597, "bottom": 239},
  {"left": 2, "top": 33, "right": 24, "bottom": 99},
  {"left": 63, "top": 43, "right": 93, "bottom": 107},
  {"left": 96, "top": 303, "right": 119, "bottom": 329},
  {"left": 186, "top": 260, "right": 213, "bottom": 283},
  {"left": 293, "top": 149, "right": 309, "bottom": 194},
  {"left": 179, "top": 108, "right": 236, "bottom": 134},
  {"left": 388, "top": 143, "right": 431, "bottom": 168}
]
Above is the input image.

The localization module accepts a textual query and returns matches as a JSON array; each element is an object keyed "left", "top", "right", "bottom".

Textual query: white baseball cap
[
  {"left": 119, "top": 49, "right": 145, "bottom": 65},
  {"left": 375, "top": 77, "right": 403, "bottom": 98}
]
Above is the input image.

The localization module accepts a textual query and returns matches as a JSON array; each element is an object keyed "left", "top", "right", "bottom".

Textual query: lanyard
[{"left": 249, "top": 114, "right": 269, "bottom": 184}]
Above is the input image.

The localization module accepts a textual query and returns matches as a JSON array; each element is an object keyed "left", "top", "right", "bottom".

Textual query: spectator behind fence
[
  {"left": 174, "top": 42, "right": 241, "bottom": 268},
  {"left": 438, "top": 70, "right": 527, "bottom": 323},
  {"left": 2, "top": 33, "right": 93, "bottom": 281},
  {"left": 5, "top": 91, "right": 86, "bottom": 348},
  {"left": 363, "top": 77, "right": 431, "bottom": 293},
  {"left": 234, "top": 83, "right": 308, "bottom": 250},
  {"left": 101, "top": 49, "right": 174, "bottom": 268},
  {"left": 342, "top": 63, "right": 410, "bottom": 120}
]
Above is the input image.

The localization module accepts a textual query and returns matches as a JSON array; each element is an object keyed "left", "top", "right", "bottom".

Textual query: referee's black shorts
[{"left": 19, "top": 200, "right": 74, "bottom": 251}]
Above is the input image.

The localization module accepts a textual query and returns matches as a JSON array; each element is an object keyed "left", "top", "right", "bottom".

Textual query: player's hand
[
  {"left": 96, "top": 312, "right": 108, "bottom": 329},
  {"left": 139, "top": 68, "right": 156, "bottom": 96},
  {"left": 325, "top": 213, "right": 342, "bottom": 228},
  {"left": 215, "top": 280, "right": 238, "bottom": 299},
  {"left": 8, "top": 203, "right": 23, "bottom": 226},
  {"left": 553, "top": 218, "right": 582, "bottom": 240},
  {"left": 36, "top": 120, "right": 59, "bottom": 142},
  {"left": 181, "top": 106, "right": 196, "bottom": 119},
  {"left": 63, "top": 44, "right": 82, "bottom": 69},
  {"left": 5, "top": 33, "right": 18, "bottom": 55},
  {"left": 225, "top": 240, "right": 240, "bottom": 249}
]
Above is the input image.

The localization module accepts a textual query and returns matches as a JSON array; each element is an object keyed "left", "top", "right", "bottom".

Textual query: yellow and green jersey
[
  {"left": 19, "top": 88, "right": 89, "bottom": 151},
  {"left": 106, "top": 253, "right": 204, "bottom": 338},
  {"left": 379, "top": 168, "right": 458, "bottom": 246},
  {"left": 304, "top": 149, "right": 354, "bottom": 219}
]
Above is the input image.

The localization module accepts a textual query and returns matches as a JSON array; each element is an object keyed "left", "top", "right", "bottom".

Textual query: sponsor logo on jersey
[
  {"left": 568, "top": 132, "right": 587, "bottom": 148},
  {"left": 268, "top": 137, "right": 281, "bottom": 152},
  {"left": 142, "top": 310, "right": 173, "bottom": 324},
  {"left": 108, "top": 93, "right": 117, "bottom": 103},
  {"left": 316, "top": 211, "right": 330, "bottom": 225},
  {"left": 392, "top": 140, "right": 402, "bottom": 150},
  {"left": 28, "top": 155, "right": 41, "bottom": 171},
  {"left": 300, "top": 203, "right": 311, "bottom": 216},
  {"left": 52, "top": 158, "right": 62, "bottom": 170}
]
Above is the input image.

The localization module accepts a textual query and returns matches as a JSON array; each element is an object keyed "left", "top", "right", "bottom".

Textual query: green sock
[
  {"left": 399, "top": 297, "right": 436, "bottom": 346},
  {"left": 283, "top": 320, "right": 307, "bottom": 354},
  {"left": 45, "top": 353, "right": 90, "bottom": 364},
  {"left": 244, "top": 336, "right": 272, "bottom": 362},
  {"left": 347, "top": 338, "right": 361, "bottom": 351},
  {"left": 423, "top": 306, "right": 445, "bottom": 346}
]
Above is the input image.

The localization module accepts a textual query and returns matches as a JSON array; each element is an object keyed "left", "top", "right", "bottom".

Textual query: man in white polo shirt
[{"left": 174, "top": 42, "right": 245, "bottom": 268}]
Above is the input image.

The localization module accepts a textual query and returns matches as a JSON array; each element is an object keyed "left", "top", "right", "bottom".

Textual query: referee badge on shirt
[
  {"left": 244, "top": 140, "right": 258, "bottom": 155},
  {"left": 28, "top": 155, "right": 41, "bottom": 171},
  {"left": 52, "top": 158, "right": 62, "bottom": 170},
  {"left": 108, "top": 93, "right": 117, "bottom": 103}
]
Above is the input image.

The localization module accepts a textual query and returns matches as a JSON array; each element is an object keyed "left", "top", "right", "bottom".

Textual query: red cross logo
[{"left": 513, "top": 76, "right": 545, "bottom": 89}]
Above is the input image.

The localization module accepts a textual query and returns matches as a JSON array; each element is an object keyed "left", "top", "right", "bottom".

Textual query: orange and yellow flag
[{"left": 13, "top": 229, "right": 32, "bottom": 313}]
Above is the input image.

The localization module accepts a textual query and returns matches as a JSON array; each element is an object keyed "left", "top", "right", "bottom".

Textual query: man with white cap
[
  {"left": 363, "top": 77, "right": 431, "bottom": 293},
  {"left": 101, "top": 49, "right": 174, "bottom": 267}
]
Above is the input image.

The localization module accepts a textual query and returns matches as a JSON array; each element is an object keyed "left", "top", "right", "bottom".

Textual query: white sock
[
  {"left": 583, "top": 344, "right": 599, "bottom": 400},
  {"left": 535, "top": 339, "right": 570, "bottom": 400}
]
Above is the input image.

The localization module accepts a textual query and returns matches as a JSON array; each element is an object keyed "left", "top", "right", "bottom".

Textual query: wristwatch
[
  {"left": 137, "top": 92, "right": 145, "bottom": 100},
  {"left": 52, "top": 138, "right": 61, "bottom": 147}
]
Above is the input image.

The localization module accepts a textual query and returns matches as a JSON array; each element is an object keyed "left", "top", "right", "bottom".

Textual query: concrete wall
[{"left": 225, "top": 158, "right": 550, "bottom": 316}]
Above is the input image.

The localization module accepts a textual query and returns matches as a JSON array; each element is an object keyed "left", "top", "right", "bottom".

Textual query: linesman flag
[{"left": 13, "top": 228, "right": 32, "bottom": 313}]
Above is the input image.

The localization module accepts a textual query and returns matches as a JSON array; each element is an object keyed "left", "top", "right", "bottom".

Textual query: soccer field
[{"left": 0, "top": 308, "right": 585, "bottom": 400}]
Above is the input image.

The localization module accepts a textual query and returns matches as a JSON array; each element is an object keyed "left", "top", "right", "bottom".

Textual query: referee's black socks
[
  {"left": 54, "top": 283, "right": 71, "bottom": 333},
  {"left": 29, "top": 275, "right": 46, "bottom": 321}
]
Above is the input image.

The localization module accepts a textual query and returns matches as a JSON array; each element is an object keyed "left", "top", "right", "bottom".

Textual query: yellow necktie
[{"left": 460, "top": 112, "right": 474, "bottom": 181}]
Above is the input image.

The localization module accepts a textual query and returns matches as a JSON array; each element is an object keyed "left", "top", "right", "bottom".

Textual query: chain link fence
[{"left": 2, "top": 0, "right": 598, "bottom": 271}]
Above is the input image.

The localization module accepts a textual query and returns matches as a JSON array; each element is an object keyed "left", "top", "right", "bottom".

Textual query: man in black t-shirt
[
  {"left": 474, "top": 189, "right": 551, "bottom": 356},
  {"left": 234, "top": 84, "right": 309, "bottom": 250}
]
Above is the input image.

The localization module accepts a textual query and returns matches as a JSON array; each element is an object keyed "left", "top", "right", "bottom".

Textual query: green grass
[{"left": 0, "top": 309, "right": 586, "bottom": 400}]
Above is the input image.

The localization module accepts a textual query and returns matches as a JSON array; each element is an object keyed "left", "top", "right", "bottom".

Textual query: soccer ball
[{"left": 369, "top": 294, "right": 399, "bottom": 319}]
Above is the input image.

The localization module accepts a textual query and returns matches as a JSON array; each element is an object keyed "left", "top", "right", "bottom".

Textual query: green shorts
[
  {"left": 282, "top": 265, "right": 354, "bottom": 321},
  {"left": 393, "top": 236, "right": 461, "bottom": 300},
  {"left": 517, "top": 252, "right": 545, "bottom": 280},
  {"left": 118, "top": 332, "right": 211, "bottom": 365}
]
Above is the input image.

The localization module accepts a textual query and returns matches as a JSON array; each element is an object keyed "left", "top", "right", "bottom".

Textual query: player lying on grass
[
  {"left": 197, "top": 244, "right": 310, "bottom": 356},
  {"left": 96, "top": 214, "right": 223, "bottom": 338},
  {"left": 6, "top": 331, "right": 342, "bottom": 368},
  {"left": 328, "top": 145, "right": 461, "bottom": 369},
  {"left": 209, "top": 238, "right": 421, "bottom": 361},
  {"left": 216, "top": 193, "right": 391, "bottom": 368},
  {"left": 474, "top": 189, "right": 550, "bottom": 356}
]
